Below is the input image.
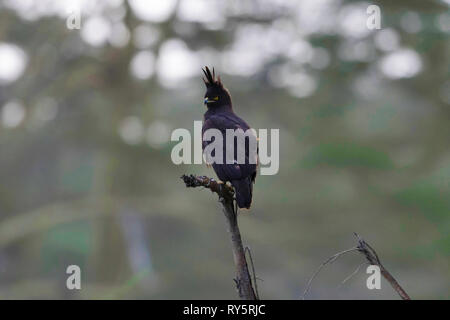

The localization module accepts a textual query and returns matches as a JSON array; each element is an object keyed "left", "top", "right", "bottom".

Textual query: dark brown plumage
[{"left": 201, "top": 67, "right": 257, "bottom": 209}]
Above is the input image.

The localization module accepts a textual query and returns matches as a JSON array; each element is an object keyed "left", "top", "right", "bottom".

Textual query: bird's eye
[{"left": 213, "top": 96, "right": 219, "bottom": 101}]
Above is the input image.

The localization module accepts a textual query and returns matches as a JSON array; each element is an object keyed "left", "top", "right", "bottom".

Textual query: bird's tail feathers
[{"left": 231, "top": 177, "right": 253, "bottom": 210}]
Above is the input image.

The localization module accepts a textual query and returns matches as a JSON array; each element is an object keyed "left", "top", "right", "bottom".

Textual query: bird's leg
[{"left": 223, "top": 181, "right": 238, "bottom": 215}]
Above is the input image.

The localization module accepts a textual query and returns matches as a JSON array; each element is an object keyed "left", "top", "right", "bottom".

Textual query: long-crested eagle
[{"left": 201, "top": 66, "right": 257, "bottom": 209}]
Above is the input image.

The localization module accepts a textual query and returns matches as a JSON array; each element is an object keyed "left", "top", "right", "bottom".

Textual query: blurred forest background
[{"left": 0, "top": 0, "right": 449, "bottom": 299}]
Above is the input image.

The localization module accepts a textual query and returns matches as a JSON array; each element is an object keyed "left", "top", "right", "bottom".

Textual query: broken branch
[
  {"left": 354, "top": 233, "right": 410, "bottom": 300},
  {"left": 303, "top": 233, "right": 411, "bottom": 300}
]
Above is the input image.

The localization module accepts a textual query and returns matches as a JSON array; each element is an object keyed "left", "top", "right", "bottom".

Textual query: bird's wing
[{"left": 202, "top": 114, "right": 257, "bottom": 181}]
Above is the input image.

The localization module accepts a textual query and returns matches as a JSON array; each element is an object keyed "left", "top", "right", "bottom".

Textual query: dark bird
[{"left": 201, "top": 66, "right": 257, "bottom": 209}]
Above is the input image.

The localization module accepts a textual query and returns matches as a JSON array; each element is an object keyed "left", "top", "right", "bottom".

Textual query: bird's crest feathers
[{"left": 202, "top": 66, "right": 223, "bottom": 88}]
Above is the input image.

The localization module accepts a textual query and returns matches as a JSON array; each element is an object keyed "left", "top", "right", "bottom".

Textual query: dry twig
[
  {"left": 302, "top": 247, "right": 358, "bottom": 299},
  {"left": 354, "top": 233, "right": 410, "bottom": 300},
  {"left": 245, "top": 246, "right": 260, "bottom": 300},
  {"left": 303, "top": 233, "right": 411, "bottom": 300}
]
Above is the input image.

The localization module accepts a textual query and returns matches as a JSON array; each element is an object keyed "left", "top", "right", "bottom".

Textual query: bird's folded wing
[{"left": 202, "top": 114, "right": 257, "bottom": 180}]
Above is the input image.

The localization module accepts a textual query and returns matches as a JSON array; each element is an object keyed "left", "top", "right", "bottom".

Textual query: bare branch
[
  {"left": 354, "top": 233, "right": 411, "bottom": 300},
  {"left": 303, "top": 233, "right": 411, "bottom": 300},
  {"left": 181, "top": 174, "right": 234, "bottom": 200},
  {"left": 181, "top": 174, "right": 257, "bottom": 300}
]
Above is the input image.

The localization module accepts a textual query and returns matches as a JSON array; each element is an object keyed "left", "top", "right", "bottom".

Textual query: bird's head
[{"left": 202, "top": 66, "right": 232, "bottom": 109}]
